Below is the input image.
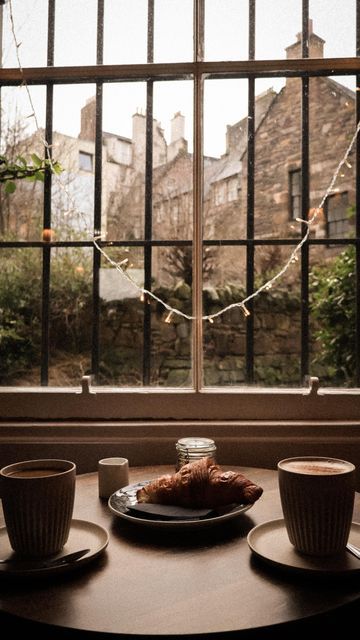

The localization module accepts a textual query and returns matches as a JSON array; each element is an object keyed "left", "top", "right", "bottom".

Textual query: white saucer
[
  {"left": 247, "top": 519, "right": 360, "bottom": 575},
  {"left": 0, "top": 519, "right": 109, "bottom": 578}
]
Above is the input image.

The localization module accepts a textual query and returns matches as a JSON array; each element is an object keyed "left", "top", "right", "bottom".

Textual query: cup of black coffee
[{"left": 0, "top": 459, "right": 76, "bottom": 557}]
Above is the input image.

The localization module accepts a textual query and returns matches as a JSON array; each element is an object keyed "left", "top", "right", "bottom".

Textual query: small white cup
[{"left": 98, "top": 457, "right": 129, "bottom": 499}]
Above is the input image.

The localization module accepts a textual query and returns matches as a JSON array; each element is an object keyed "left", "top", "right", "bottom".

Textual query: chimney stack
[{"left": 286, "top": 20, "right": 325, "bottom": 59}]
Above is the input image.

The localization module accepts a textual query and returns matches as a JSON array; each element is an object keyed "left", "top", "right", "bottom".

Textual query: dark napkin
[{"left": 126, "top": 503, "right": 216, "bottom": 521}]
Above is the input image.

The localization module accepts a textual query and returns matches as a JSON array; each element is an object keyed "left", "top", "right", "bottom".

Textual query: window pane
[
  {"left": 0, "top": 249, "right": 42, "bottom": 386},
  {"left": 52, "top": 85, "right": 96, "bottom": 241},
  {"left": 310, "top": 0, "right": 356, "bottom": 58},
  {"left": 98, "top": 246, "right": 193, "bottom": 387},
  {"left": 2, "top": 0, "right": 48, "bottom": 68},
  {"left": 54, "top": 0, "right": 97, "bottom": 66},
  {"left": 0, "top": 86, "right": 46, "bottom": 242},
  {"left": 103, "top": 83, "right": 146, "bottom": 241},
  {"left": 154, "top": 0, "right": 193, "bottom": 63},
  {"left": 254, "top": 77, "right": 301, "bottom": 239},
  {"left": 310, "top": 245, "right": 356, "bottom": 387},
  {"left": 48, "top": 247, "right": 92, "bottom": 386},
  {"left": 255, "top": 0, "right": 301, "bottom": 60},
  {"left": 204, "top": 0, "right": 248, "bottom": 61},
  {"left": 309, "top": 76, "right": 356, "bottom": 243},
  {"left": 104, "top": 0, "right": 147, "bottom": 65},
  {"left": 253, "top": 249, "right": 301, "bottom": 387},
  {"left": 203, "top": 246, "right": 246, "bottom": 387},
  {"left": 153, "top": 80, "right": 193, "bottom": 241}
]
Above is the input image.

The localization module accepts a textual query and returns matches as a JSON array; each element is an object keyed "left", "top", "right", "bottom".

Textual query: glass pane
[
  {"left": 48, "top": 247, "right": 92, "bottom": 386},
  {"left": 204, "top": 0, "right": 248, "bottom": 61},
  {"left": 203, "top": 246, "right": 246, "bottom": 387},
  {"left": 104, "top": 0, "right": 147, "bottom": 64},
  {"left": 153, "top": 80, "right": 193, "bottom": 241},
  {"left": 98, "top": 245, "right": 192, "bottom": 387},
  {"left": 310, "top": 0, "right": 356, "bottom": 58},
  {"left": 154, "top": 0, "right": 193, "bottom": 63},
  {"left": 152, "top": 246, "right": 192, "bottom": 387},
  {"left": 0, "top": 249, "right": 42, "bottom": 386},
  {"left": 310, "top": 245, "right": 356, "bottom": 387},
  {"left": 253, "top": 248, "right": 301, "bottom": 387},
  {"left": 54, "top": 0, "right": 97, "bottom": 66},
  {"left": 255, "top": 0, "right": 301, "bottom": 60},
  {"left": 254, "top": 77, "right": 301, "bottom": 239},
  {"left": 52, "top": 84, "right": 96, "bottom": 240},
  {"left": 2, "top": 0, "right": 48, "bottom": 68},
  {"left": 103, "top": 83, "right": 146, "bottom": 241},
  {"left": 0, "top": 86, "right": 46, "bottom": 242},
  {"left": 309, "top": 76, "right": 356, "bottom": 243},
  {"left": 104, "top": 81, "right": 193, "bottom": 242},
  {"left": 203, "top": 79, "right": 246, "bottom": 241}
]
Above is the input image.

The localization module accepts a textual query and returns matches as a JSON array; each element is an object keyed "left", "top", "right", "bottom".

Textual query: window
[
  {"left": 289, "top": 169, "right": 301, "bottom": 220},
  {"left": 325, "top": 192, "right": 349, "bottom": 238},
  {"left": 1, "top": 1, "right": 360, "bottom": 425},
  {"left": 79, "top": 151, "right": 93, "bottom": 172}
]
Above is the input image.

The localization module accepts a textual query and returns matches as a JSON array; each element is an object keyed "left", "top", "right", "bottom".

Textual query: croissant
[{"left": 136, "top": 457, "right": 263, "bottom": 508}]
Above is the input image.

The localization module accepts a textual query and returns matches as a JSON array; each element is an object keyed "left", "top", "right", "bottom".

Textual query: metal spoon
[
  {"left": 346, "top": 543, "right": 360, "bottom": 559},
  {"left": 0, "top": 548, "right": 90, "bottom": 568}
]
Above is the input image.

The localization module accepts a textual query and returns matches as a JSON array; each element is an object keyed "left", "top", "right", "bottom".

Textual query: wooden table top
[{"left": 1, "top": 465, "right": 360, "bottom": 639}]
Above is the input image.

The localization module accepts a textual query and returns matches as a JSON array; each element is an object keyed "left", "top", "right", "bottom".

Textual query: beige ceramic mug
[
  {"left": 0, "top": 459, "right": 76, "bottom": 557},
  {"left": 278, "top": 456, "right": 355, "bottom": 556}
]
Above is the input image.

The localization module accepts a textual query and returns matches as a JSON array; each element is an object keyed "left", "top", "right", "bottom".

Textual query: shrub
[{"left": 310, "top": 246, "right": 356, "bottom": 385}]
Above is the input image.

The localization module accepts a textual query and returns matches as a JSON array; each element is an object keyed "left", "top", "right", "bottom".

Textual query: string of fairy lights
[{"left": 6, "top": 0, "right": 360, "bottom": 323}]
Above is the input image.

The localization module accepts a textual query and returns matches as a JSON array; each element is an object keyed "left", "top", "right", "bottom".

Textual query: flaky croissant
[{"left": 136, "top": 457, "right": 263, "bottom": 508}]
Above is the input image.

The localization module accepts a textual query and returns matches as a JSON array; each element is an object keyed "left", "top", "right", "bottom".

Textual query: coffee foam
[{"left": 281, "top": 459, "right": 351, "bottom": 475}]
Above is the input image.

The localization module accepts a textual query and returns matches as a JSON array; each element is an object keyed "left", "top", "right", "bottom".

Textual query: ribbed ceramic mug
[
  {"left": 278, "top": 456, "right": 355, "bottom": 556},
  {"left": 0, "top": 459, "right": 76, "bottom": 557}
]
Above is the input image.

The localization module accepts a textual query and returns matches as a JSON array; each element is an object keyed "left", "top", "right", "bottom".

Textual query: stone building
[
  {"left": 100, "top": 24, "right": 356, "bottom": 288},
  {"left": 4, "top": 25, "right": 355, "bottom": 287}
]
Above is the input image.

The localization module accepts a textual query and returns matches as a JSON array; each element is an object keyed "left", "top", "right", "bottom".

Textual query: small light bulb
[{"left": 165, "top": 311, "right": 174, "bottom": 324}]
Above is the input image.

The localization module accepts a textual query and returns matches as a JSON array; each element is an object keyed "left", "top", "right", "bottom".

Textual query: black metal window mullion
[
  {"left": 245, "top": 0, "right": 256, "bottom": 384},
  {"left": 300, "top": 1, "right": 310, "bottom": 383},
  {"left": 356, "top": 0, "right": 360, "bottom": 385},
  {"left": 142, "top": 0, "right": 154, "bottom": 385},
  {"left": 40, "top": 0, "right": 55, "bottom": 385},
  {"left": 91, "top": 0, "right": 104, "bottom": 381}
]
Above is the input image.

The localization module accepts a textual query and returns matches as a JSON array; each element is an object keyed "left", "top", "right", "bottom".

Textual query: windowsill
[{"left": 1, "top": 384, "right": 360, "bottom": 421}]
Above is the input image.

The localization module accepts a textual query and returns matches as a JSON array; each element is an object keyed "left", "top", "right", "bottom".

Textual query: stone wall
[{"left": 100, "top": 283, "right": 304, "bottom": 387}]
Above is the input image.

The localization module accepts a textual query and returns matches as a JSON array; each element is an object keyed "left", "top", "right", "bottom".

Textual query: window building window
[
  {"left": 0, "top": 1, "right": 359, "bottom": 425},
  {"left": 325, "top": 192, "right": 349, "bottom": 238},
  {"left": 79, "top": 151, "right": 93, "bottom": 172},
  {"left": 289, "top": 169, "right": 301, "bottom": 220}
]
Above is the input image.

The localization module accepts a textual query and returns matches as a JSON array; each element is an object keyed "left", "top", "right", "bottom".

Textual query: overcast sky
[{"left": 1, "top": 0, "right": 357, "bottom": 157}]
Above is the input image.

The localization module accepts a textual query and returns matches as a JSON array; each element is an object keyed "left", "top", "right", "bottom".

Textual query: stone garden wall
[{"left": 101, "top": 283, "right": 304, "bottom": 387}]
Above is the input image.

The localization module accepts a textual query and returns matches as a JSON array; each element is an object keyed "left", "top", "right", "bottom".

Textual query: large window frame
[{"left": 1, "top": 0, "right": 360, "bottom": 425}]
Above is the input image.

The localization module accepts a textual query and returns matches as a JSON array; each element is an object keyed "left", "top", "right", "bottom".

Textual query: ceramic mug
[
  {"left": 98, "top": 457, "right": 129, "bottom": 499},
  {"left": 0, "top": 459, "right": 76, "bottom": 557},
  {"left": 278, "top": 456, "right": 355, "bottom": 556}
]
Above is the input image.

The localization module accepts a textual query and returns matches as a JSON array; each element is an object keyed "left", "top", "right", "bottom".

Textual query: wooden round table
[{"left": 0, "top": 465, "right": 359, "bottom": 639}]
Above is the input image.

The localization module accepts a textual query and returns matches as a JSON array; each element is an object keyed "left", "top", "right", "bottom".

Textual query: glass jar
[{"left": 175, "top": 437, "right": 217, "bottom": 470}]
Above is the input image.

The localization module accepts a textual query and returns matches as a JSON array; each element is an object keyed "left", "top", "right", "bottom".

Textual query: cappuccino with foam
[{"left": 278, "top": 456, "right": 355, "bottom": 556}]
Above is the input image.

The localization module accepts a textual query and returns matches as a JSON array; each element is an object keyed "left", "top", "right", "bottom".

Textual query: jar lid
[{"left": 176, "top": 437, "right": 216, "bottom": 451}]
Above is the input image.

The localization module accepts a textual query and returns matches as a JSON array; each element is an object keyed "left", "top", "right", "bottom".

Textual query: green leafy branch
[{"left": 0, "top": 154, "right": 63, "bottom": 194}]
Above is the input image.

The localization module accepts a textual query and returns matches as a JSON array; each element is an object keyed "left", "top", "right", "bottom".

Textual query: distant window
[
  {"left": 227, "top": 177, "right": 238, "bottom": 201},
  {"left": 325, "top": 192, "right": 349, "bottom": 238},
  {"left": 79, "top": 151, "right": 93, "bottom": 172},
  {"left": 289, "top": 169, "right": 301, "bottom": 219},
  {"left": 214, "top": 182, "right": 226, "bottom": 205}
]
